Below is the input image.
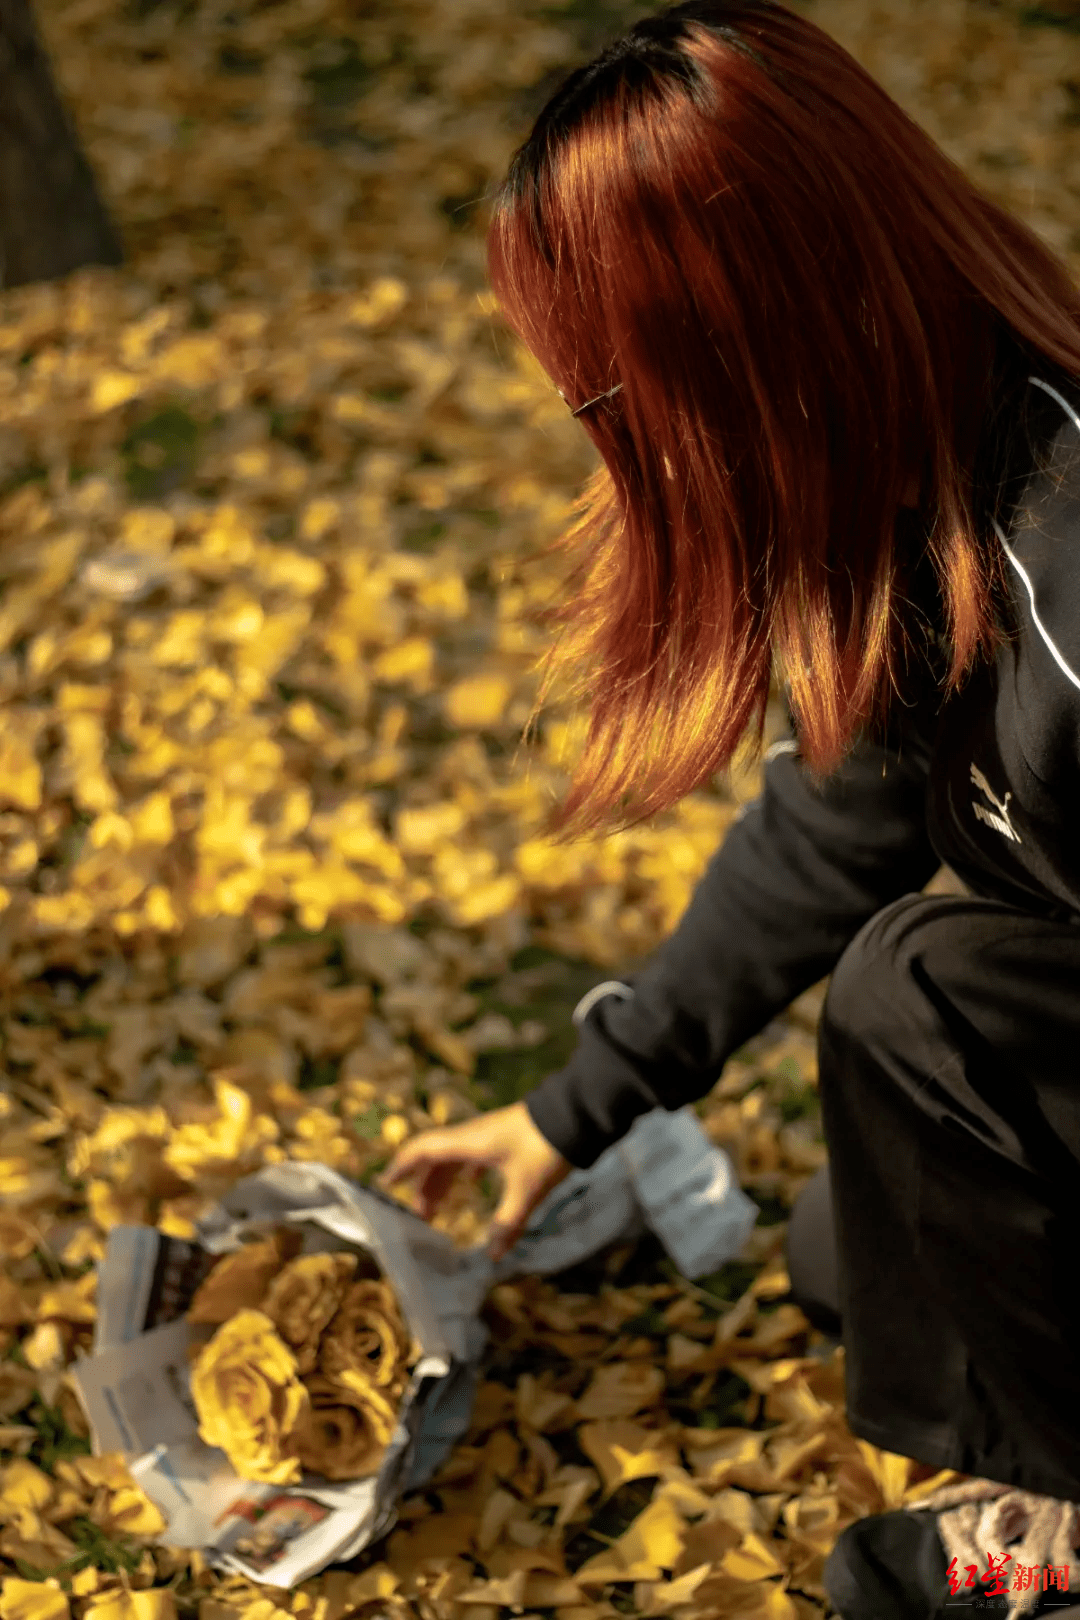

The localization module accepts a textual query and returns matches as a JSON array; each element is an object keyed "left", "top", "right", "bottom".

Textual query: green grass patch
[
  {"left": 690, "top": 1259, "right": 761, "bottom": 1305},
  {"left": 298, "top": 1054, "right": 342, "bottom": 1091},
  {"left": 15, "top": 1517, "right": 144, "bottom": 1584},
  {"left": 122, "top": 404, "right": 201, "bottom": 500},
  {"left": 354, "top": 1101, "right": 393, "bottom": 1139},
  {"left": 468, "top": 948, "right": 627, "bottom": 1112},
  {"left": 1020, "top": 3, "right": 1080, "bottom": 29},
  {"left": 22, "top": 1398, "right": 92, "bottom": 1473}
]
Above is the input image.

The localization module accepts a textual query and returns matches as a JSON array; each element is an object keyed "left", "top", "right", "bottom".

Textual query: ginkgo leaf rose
[
  {"left": 262, "top": 1252, "right": 358, "bottom": 1374},
  {"left": 190, "top": 1310, "right": 309, "bottom": 1484},
  {"left": 290, "top": 1374, "right": 398, "bottom": 1481},
  {"left": 186, "top": 1243, "right": 420, "bottom": 1485},
  {"left": 319, "top": 1279, "right": 414, "bottom": 1391},
  {"left": 187, "top": 1233, "right": 297, "bottom": 1327}
]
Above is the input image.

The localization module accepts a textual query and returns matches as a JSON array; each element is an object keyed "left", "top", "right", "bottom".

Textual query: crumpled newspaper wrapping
[{"left": 70, "top": 1106, "right": 758, "bottom": 1588}]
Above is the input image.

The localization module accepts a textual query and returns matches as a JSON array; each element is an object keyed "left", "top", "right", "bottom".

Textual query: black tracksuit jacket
[{"left": 526, "top": 364, "right": 1080, "bottom": 1170}]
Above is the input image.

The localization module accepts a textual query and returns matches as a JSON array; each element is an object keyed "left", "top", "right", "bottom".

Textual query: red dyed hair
[{"left": 487, "top": 0, "right": 1080, "bottom": 840}]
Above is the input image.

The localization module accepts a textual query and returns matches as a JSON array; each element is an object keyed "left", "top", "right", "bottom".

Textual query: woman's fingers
[
  {"left": 379, "top": 1102, "right": 571, "bottom": 1245},
  {"left": 413, "top": 1160, "right": 459, "bottom": 1221},
  {"left": 380, "top": 1120, "right": 498, "bottom": 1224},
  {"left": 381, "top": 1127, "right": 476, "bottom": 1186},
  {"left": 488, "top": 1185, "right": 535, "bottom": 1261},
  {"left": 488, "top": 1147, "right": 571, "bottom": 1261},
  {"left": 381, "top": 1146, "right": 467, "bottom": 1219},
  {"left": 380, "top": 1133, "right": 437, "bottom": 1184}
]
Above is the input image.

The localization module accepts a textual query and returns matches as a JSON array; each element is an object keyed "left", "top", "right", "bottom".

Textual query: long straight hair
[{"left": 487, "top": 0, "right": 1080, "bottom": 840}]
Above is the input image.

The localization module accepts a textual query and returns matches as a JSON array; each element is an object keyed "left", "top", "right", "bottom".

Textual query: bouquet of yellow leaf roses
[
  {"left": 186, "top": 1230, "right": 420, "bottom": 1485},
  {"left": 74, "top": 1163, "right": 489, "bottom": 1585},
  {"left": 73, "top": 1117, "right": 755, "bottom": 1586}
]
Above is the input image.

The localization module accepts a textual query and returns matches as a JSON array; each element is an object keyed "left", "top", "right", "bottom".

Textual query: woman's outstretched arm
[
  {"left": 525, "top": 710, "right": 939, "bottom": 1168},
  {"left": 385, "top": 684, "right": 941, "bottom": 1249}
]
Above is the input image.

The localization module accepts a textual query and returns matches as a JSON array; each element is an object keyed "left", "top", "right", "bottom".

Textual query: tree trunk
[{"left": 0, "top": 0, "right": 122, "bottom": 289}]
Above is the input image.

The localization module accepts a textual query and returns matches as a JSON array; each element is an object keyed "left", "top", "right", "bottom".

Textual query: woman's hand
[{"left": 380, "top": 1101, "right": 571, "bottom": 1260}]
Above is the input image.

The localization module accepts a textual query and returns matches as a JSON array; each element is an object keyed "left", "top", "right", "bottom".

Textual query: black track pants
[{"left": 817, "top": 891, "right": 1080, "bottom": 1501}]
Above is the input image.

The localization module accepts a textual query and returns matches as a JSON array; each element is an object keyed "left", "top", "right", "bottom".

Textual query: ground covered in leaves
[{"left": 0, "top": 0, "right": 1076, "bottom": 1617}]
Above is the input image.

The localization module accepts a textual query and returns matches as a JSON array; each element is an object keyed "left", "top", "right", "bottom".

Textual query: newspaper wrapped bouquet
[
  {"left": 71, "top": 1162, "right": 494, "bottom": 1586},
  {"left": 71, "top": 1110, "right": 758, "bottom": 1587},
  {"left": 186, "top": 1235, "right": 420, "bottom": 1486}
]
